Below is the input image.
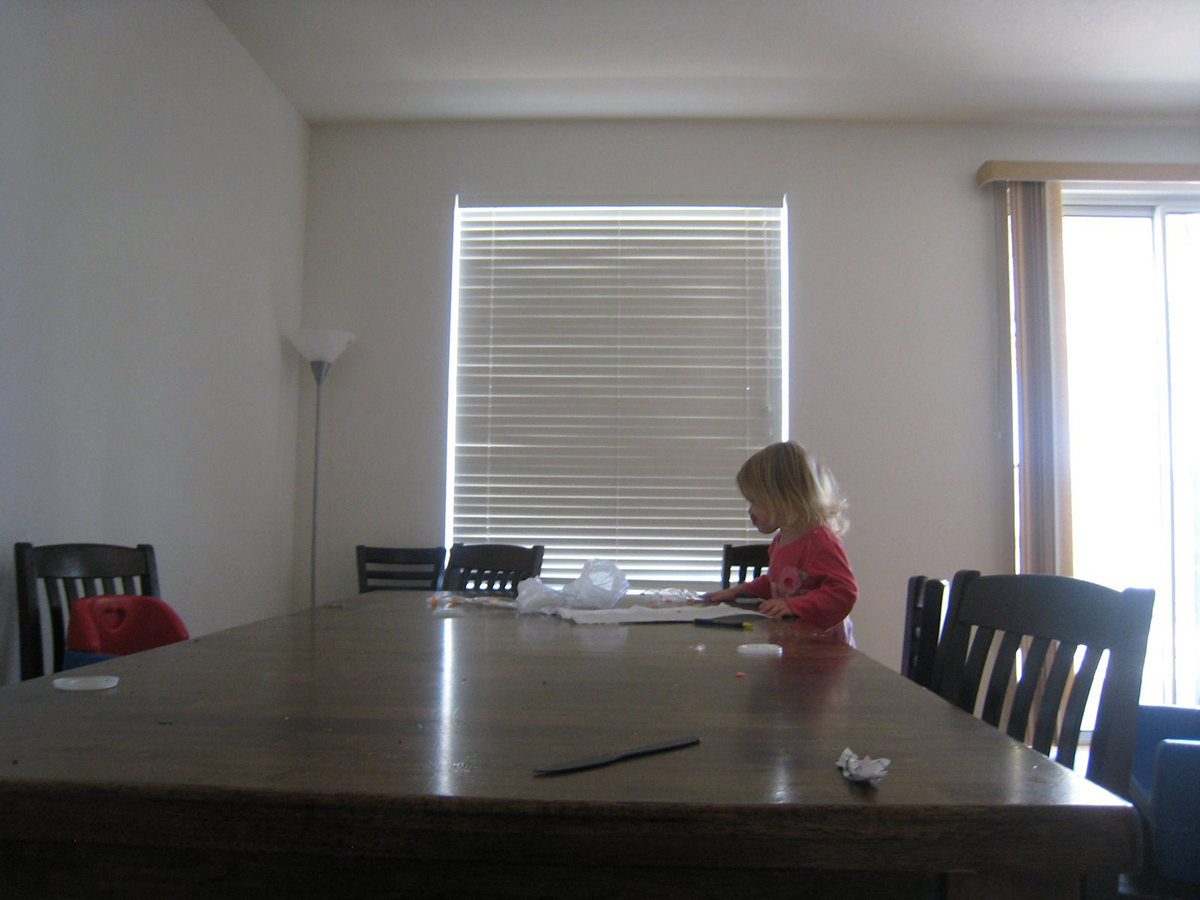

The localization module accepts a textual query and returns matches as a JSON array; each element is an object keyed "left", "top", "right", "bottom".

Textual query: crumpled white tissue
[{"left": 836, "top": 747, "right": 890, "bottom": 785}]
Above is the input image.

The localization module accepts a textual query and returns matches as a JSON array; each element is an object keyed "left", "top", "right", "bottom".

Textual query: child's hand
[{"left": 757, "top": 598, "right": 794, "bottom": 618}]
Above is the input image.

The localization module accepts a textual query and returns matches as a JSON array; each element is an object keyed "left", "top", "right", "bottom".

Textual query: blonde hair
[{"left": 736, "top": 441, "right": 848, "bottom": 535}]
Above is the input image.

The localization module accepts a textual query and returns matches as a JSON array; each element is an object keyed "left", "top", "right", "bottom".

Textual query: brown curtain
[
  {"left": 1006, "top": 180, "right": 1072, "bottom": 576},
  {"left": 1004, "top": 182, "right": 1074, "bottom": 746}
]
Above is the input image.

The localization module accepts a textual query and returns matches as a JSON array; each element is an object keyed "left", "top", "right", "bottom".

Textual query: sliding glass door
[{"left": 1062, "top": 196, "right": 1200, "bottom": 704}]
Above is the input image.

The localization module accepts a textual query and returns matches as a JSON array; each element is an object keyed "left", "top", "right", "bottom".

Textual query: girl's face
[{"left": 746, "top": 497, "right": 780, "bottom": 534}]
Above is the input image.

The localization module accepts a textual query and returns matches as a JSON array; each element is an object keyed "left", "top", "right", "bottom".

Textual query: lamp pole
[
  {"left": 309, "top": 359, "right": 331, "bottom": 608},
  {"left": 288, "top": 328, "right": 354, "bottom": 610}
]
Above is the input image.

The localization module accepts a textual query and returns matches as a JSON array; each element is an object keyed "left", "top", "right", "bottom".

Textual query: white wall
[
  {"left": 0, "top": 0, "right": 310, "bottom": 681},
  {"left": 301, "top": 119, "right": 1200, "bottom": 669}
]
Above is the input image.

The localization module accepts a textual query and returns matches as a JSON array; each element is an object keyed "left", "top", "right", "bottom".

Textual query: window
[
  {"left": 986, "top": 161, "right": 1200, "bottom": 711},
  {"left": 447, "top": 201, "right": 787, "bottom": 586},
  {"left": 1061, "top": 187, "right": 1200, "bottom": 705}
]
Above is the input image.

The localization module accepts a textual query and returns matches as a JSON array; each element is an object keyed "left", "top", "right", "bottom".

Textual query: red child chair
[{"left": 63, "top": 595, "right": 189, "bottom": 668}]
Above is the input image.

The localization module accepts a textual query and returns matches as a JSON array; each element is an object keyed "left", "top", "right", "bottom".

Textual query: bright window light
[{"left": 446, "top": 201, "right": 788, "bottom": 587}]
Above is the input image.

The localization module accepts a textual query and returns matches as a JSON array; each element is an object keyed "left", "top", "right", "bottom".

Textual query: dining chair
[
  {"left": 356, "top": 545, "right": 446, "bottom": 593},
  {"left": 14, "top": 542, "right": 162, "bottom": 680},
  {"left": 933, "top": 569, "right": 1154, "bottom": 799},
  {"left": 900, "top": 575, "right": 945, "bottom": 690},
  {"left": 720, "top": 542, "right": 770, "bottom": 589},
  {"left": 443, "top": 543, "right": 544, "bottom": 596}
]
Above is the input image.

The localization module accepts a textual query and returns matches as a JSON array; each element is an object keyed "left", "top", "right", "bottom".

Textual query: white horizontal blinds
[{"left": 452, "top": 205, "right": 784, "bottom": 585}]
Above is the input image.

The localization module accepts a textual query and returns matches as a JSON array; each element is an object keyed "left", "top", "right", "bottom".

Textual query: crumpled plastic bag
[
  {"left": 516, "top": 578, "right": 563, "bottom": 614},
  {"left": 515, "top": 559, "right": 629, "bottom": 613},
  {"left": 561, "top": 559, "right": 628, "bottom": 609},
  {"left": 429, "top": 591, "right": 515, "bottom": 612},
  {"left": 639, "top": 588, "right": 705, "bottom": 606}
]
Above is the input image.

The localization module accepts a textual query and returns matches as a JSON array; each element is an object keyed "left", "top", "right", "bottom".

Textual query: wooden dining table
[{"left": 0, "top": 591, "right": 1140, "bottom": 899}]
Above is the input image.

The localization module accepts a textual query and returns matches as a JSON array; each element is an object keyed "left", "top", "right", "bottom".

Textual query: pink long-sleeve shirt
[{"left": 745, "top": 525, "right": 857, "bottom": 644}]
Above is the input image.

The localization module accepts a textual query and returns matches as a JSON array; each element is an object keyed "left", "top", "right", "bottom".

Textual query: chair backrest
[
  {"left": 443, "top": 543, "right": 544, "bottom": 596},
  {"left": 933, "top": 569, "right": 1154, "bottom": 798},
  {"left": 356, "top": 545, "right": 446, "bottom": 593},
  {"left": 66, "top": 594, "right": 188, "bottom": 656},
  {"left": 901, "top": 575, "right": 945, "bottom": 689},
  {"left": 721, "top": 543, "right": 770, "bottom": 589},
  {"left": 14, "top": 542, "right": 161, "bottom": 680}
]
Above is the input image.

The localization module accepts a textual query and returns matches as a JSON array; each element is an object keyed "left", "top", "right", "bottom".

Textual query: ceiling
[{"left": 204, "top": 0, "right": 1200, "bottom": 125}]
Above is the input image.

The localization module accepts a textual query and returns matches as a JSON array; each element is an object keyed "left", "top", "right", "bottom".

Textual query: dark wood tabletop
[{"left": 0, "top": 592, "right": 1140, "bottom": 899}]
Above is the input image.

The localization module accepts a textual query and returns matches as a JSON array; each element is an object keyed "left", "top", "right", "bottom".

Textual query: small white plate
[
  {"left": 737, "top": 643, "right": 783, "bottom": 657},
  {"left": 52, "top": 675, "right": 119, "bottom": 692}
]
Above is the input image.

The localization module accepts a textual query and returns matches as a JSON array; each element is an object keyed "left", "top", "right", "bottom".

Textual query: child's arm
[
  {"left": 702, "top": 583, "right": 757, "bottom": 603},
  {"left": 760, "top": 576, "right": 856, "bottom": 627},
  {"left": 703, "top": 568, "right": 772, "bottom": 604}
]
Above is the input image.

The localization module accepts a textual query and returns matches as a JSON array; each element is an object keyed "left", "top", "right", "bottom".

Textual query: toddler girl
[{"left": 705, "top": 441, "right": 857, "bottom": 644}]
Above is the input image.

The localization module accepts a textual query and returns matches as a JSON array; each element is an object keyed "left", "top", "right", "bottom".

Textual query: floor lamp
[{"left": 289, "top": 329, "right": 355, "bottom": 608}]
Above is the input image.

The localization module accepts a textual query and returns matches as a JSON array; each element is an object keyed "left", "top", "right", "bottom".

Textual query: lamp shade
[{"left": 289, "top": 329, "right": 355, "bottom": 364}]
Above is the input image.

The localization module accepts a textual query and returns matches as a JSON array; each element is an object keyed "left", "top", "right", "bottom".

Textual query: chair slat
[
  {"left": 901, "top": 576, "right": 926, "bottom": 680},
  {"left": 48, "top": 587, "right": 69, "bottom": 675},
  {"left": 913, "top": 579, "right": 945, "bottom": 689},
  {"left": 1031, "top": 641, "right": 1077, "bottom": 754},
  {"left": 958, "top": 625, "right": 996, "bottom": 713},
  {"left": 1006, "top": 636, "right": 1051, "bottom": 744},
  {"left": 982, "top": 630, "right": 1023, "bottom": 727},
  {"left": 931, "top": 570, "right": 978, "bottom": 699},
  {"left": 1056, "top": 646, "right": 1104, "bottom": 768}
]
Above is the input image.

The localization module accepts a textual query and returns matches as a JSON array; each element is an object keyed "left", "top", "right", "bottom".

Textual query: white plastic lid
[
  {"left": 53, "top": 675, "right": 119, "bottom": 691},
  {"left": 737, "top": 643, "right": 783, "bottom": 656}
]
